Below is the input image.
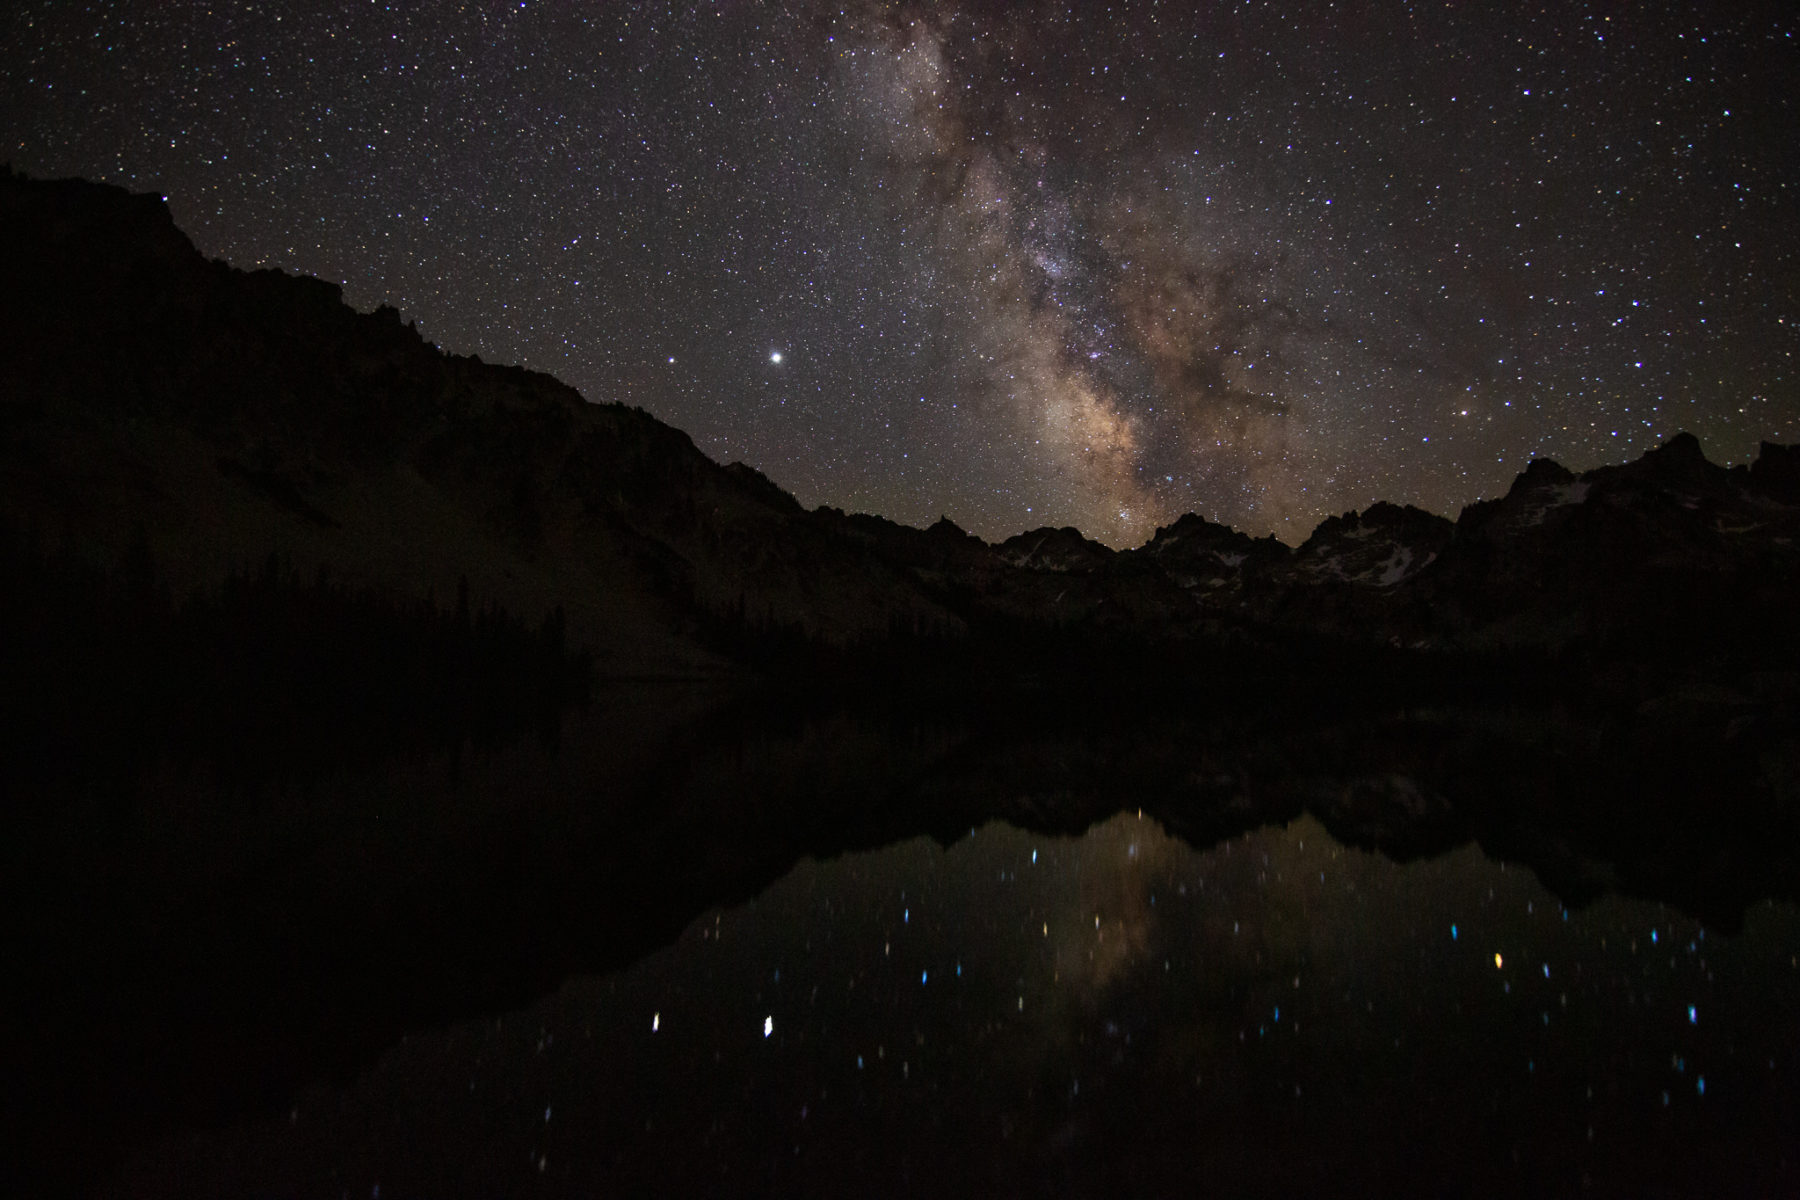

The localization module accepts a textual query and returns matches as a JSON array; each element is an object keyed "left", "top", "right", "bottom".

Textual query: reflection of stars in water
[{"left": 118, "top": 814, "right": 1800, "bottom": 1193}]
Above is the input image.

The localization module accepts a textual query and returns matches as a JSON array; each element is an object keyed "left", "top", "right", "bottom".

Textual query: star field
[{"left": 4, "top": 1, "right": 1796, "bottom": 545}]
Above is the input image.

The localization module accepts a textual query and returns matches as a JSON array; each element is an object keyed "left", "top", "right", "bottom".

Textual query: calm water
[{"left": 112, "top": 811, "right": 1800, "bottom": 1198}]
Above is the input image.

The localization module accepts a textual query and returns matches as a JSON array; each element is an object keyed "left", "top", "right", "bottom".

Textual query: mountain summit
[{"left": 4, "top": 168, "right": 1798, "bottom": 679}]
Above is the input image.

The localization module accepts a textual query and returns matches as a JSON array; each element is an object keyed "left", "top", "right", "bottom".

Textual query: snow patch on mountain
[{"left": 1375, "top": 547, "right": 1416, "bottom": 587}]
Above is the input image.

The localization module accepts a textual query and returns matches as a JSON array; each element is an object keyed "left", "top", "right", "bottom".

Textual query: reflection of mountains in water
[
  {"left": 105, "top": 810, "right": 1800, "bottom": 1200},
  {"left": 4, "top": 169, "right": 1800, "bottom": 1191},
  {"left": 13, "top": 688, "right": 1800, "bottom": 1193}
]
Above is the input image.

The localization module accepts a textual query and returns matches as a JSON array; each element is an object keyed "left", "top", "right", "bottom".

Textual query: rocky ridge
[{"left": 4, "top": 168, "right": 1798, "bottom": 677}]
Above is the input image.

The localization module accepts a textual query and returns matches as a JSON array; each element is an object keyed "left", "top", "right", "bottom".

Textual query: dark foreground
[
  {"left": 7, "top": 677, "right": 1799, "bottom": 1198},
  {"left": 107, "top": 813, "right": 1800, "bottom": 1199}
]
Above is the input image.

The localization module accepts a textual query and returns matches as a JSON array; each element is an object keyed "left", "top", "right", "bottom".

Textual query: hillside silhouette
[
  {"left": 7, "top": 167, "right": 1800, "bottom": 701},
  {"left": 6, "top": 169, "right": 1800, "bottom": 1196}
]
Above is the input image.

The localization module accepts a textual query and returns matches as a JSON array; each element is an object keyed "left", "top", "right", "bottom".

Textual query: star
[{"left": 7, "top": 0, "right": 1791, "bottom": 548}]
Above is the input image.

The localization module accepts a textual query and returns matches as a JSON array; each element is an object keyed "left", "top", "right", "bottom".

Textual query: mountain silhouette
[
  {"left": 7, "top": 167, "right": 1798, "bottom": 690},
  {"left": 7, "top": 166, "right": 1792, "bottom": 683},
  {"left": 6, "top": 168, "right": 1800, "bottom": 1198}
]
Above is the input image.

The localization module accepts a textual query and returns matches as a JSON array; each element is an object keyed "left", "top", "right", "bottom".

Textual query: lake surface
[{"left": 109, "top": 808, "right": 1800, "bottom": 1198}]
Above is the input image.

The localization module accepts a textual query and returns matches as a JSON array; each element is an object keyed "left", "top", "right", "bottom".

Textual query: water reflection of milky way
[{"left": 112, "top": 812, "right": 1800, "bottom": 1198}]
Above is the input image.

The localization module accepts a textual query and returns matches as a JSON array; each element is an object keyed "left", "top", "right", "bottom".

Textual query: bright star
[{"left": 770, "top": 351, "right": 783, "bottom": 364}]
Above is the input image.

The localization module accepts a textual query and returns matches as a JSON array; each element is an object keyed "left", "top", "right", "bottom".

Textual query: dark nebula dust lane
[{"left": 4, "top": 1, "right": 1795, "bottom": 544}]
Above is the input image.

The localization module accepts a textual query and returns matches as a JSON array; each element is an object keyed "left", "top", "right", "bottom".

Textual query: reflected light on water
[{"left": 111, "top": 812, "right": 1800, "bottom": 1198}]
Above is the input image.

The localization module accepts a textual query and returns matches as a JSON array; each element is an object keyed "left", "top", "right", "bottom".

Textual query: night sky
[{"left": 5, "top": 2, "right": 1796, "bottom": 546}]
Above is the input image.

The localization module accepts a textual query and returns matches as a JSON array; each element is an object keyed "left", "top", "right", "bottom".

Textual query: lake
[{"left": 100, "top": 776, "right": 1800, "bottom": 1198}]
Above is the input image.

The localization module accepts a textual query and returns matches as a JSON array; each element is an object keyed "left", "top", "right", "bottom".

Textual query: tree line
[{"left": 0, "top": 523, "right": 592, "bottom": 787}]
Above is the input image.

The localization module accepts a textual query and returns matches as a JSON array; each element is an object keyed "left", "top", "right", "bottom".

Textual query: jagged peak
[
  {"left": 1454, "top": 458, "right": 1586, "bottom": 537},
  {"left": 1000, "top": 523, "right": 1097, "bottom": 546},
  {"left": 1362, "top": 500, "right": 1446, "bottom": 526},
  {"left": 996, "top": 525, "right": 1114, "bottom": 572},
  {"left": 1645, "top": 430, "right": 1705, "bottom": 463},
  {"left": 1517, "top": 457, "right": 1576, "bottom": 487},
  {"left": 1304, "top": 500, "right": 1451, "bottom": 548},
  {"left": 1139, "top": 511, "right": 1285, "bottom": 560},
  {"left": 1450, "top": 456, "right": 1580, "bottom": 534},
  {"left": 1145, "top": 513, "right": 1222, "bottom": 549},
  {"left": 1148, "top": 511, "right": 1237, "bottom": 542},
  {"left": 1757, "top": 440, "right": 1797, "bottom": 463},
  {"left": 1749, "top": 441, "right": 1800, "bottom": 504},
  {"left": 1588, "top": 429, "right": 1721, "bottom": 492}
]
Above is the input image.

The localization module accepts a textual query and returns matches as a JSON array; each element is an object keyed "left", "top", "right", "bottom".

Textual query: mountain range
[
  {"left": 9, "top": 169, "right": 1800, "bottom": 1197},
  {"left": 5, "top": 168, "right": 1799, "bottom": 691}
]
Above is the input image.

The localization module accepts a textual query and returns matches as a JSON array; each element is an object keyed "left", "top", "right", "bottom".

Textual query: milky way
[{"left": 4, "top": 1, "right": 1795, "bottom": 544}]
